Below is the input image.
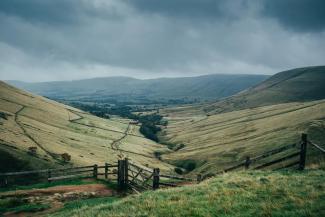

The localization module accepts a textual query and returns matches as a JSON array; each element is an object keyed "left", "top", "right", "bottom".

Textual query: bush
[
  {"left": 61, "top": 153, "right": 71, "bottom": 162},
  {"left": 28, "top": 147, "right": 37, "bottom": 156},
  {"left": 175, "top": 159, "right": 197, "bottom": 172},
  {"left": 140, "top": 124, "right": 161, "bottom": 142},
  {"left": 154, "top": 151, "right": 162, "bottom": 160},
  {"left": 174, "top": 144, "right": 185, "bottom": 151},
  {"left": 174, "top": 167, "right": 183, "bottom": 175}
]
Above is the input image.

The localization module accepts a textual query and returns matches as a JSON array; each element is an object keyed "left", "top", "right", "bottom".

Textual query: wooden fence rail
[
  {"left": 1, "top": 134, "right": 324, "bottom": 190},
  {"left": 200, "top": 133, "right": 324, "bottom": 181},
  {"left": 0, "top": 163, "right": 118, "bottom": 187}
]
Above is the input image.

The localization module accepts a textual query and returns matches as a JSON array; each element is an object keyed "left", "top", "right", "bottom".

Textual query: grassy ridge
[
  {"left": 50, "top": 170, "right": 325, "bottom": 217},
  {"left": 205, "top": 66, "right": 325, "bottom": 114}
]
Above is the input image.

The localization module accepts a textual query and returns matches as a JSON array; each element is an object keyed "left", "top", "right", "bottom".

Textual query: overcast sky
[{"left": 0, "top": 0, "right": 324, "bottom": 82}]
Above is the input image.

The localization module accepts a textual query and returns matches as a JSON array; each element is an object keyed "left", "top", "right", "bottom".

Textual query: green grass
[
  {"left": 0, "top": 197, "right": 50, "bottom": 214},
  {"left": 59, "top": 197, "right": 119, "bottom": 213},
  {"left": 50, "top": 169, "right": 325, "bottom": 217},
  {"left": 0, "top": 179, "right": 116, "bottom": 193}
]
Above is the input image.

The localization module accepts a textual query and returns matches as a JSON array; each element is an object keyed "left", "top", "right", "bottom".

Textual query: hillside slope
[
  {"left": 159, "top": 67, "right": 325, "bottom": 174},
  {"left": 8, "top": 74, "right": 268, "bottom": 104},
  {"left": 160, "top": 100, "right": 325, "bottom": 173},
  {"left": 51, "top": 170, "right": 325, "bottom": 217},
  {"left": 204, "top": 66, "right": 325, "bottom": 114},
  {"left": 0, "top": 81, "right": 172, "bottom": 172}
]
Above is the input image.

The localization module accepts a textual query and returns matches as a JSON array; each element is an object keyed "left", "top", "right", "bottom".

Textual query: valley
[
  {"left": 0, "top": 81, "right": 173, "bottom": 174},
  {"left": 1, "top": 66, "right": 325, "bottom": 216}
]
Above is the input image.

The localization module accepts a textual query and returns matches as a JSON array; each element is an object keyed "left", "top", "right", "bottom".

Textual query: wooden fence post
[
  {"left": 124, "top": 158, "right": 128, "bottom": 186},
  {"left": 93, "top": 164, "right": 98, "bottom": 179},
  {"left": 197, "top": 174, "right": 202, "bottom": 183},
  {"left": 153, "top": 168, "right": 160, "bottom": 190},
  {"left": 299, "top": 133, "right": 308, "bottom": 170},
  {"left": 105, "top": 163, "right": 109, "bottom": 179},
  {"left": 48, "top": 170, "right": 52, "bottom": 183},
  {"left": 118, "top": 160, "right": 126, "bottom": 190},
  {"left": 245, "top": 156, "right": 251, "bottom": 169}
]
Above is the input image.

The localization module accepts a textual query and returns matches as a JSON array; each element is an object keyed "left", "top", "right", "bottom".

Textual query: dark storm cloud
[
  {"left": 123, "top": 0, "right": 248, "bottom": 21},
  {"left": 0, "top": 0, "right": 81, "bottom": 25},
  {"left": 0, "top": 0, "right": 124, "bottom": 26},
  {"left": 263, "top": 0, "right": 325, "bottom": 32},
  {"left": 124, "top": 0, "right": 325, "bottom": 32},
  {"left": 0, "top": 0, "right": 324, "bottom": 82}
]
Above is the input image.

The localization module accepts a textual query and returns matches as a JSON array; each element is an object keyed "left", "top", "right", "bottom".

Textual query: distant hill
[
  {"left": 204, "top": 66, "right": 325, "bottom": 114},
  {"left": 0, "top": 81, "right": 172, "bottom": 172},
  {"left": 7, "top": 74, "right": 268, "bottom": 104}
]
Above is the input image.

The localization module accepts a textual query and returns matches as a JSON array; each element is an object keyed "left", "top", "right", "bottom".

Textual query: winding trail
[
  {"left": 68, "top": 110, "right": 155, "bottom": 159},
  {"left": 2, "top": 98, "right": 60, "bottom": 162}
]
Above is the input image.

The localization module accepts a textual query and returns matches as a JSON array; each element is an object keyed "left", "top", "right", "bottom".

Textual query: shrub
[
  {"left": 175, "top": 159, "right": 197, "bottom": 172},
  {"left": 61, "top": 153, "right": 71, "bottom": 162},
  {"left": 27, "top": 147, "right": 37, "bottom": 156},
  {"left": 154, "top": 151, "right": 162, "bottom": 160},
  {"left": 174, "top": 167, "right": 183, "bottom": 175},
  {"left": 174, "top": 144, "right": 185, "bottom": 151}
]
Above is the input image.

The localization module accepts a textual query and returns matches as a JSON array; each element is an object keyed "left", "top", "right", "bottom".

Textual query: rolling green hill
[
  {"left": 8, "top": 74, "right": 268, "bottom": 104},
  {"left": 159, "top": 67, "right": 325, "bottom": 174},
  {"left": 0, "top": 81, "right": 173, "bottom": 172},
  {"left": 203, "top": 66, "right": 325, "bottom": 114}
]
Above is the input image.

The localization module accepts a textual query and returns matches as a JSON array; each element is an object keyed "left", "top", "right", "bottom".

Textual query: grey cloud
[
  {"left": 263, "top": 0, "right": 325, "bottom": 32},
  {"left": 0, "top": 0, "right": 126, "bottom": 26},
  {"left": 0, "top": 0, "right": 82, "bottom": 25},
  {"left": 122, "top": 0, "right": 254, "bottom": 22},
  {"left": 0, "top": 0, "right": 324, "bottom": 82}
]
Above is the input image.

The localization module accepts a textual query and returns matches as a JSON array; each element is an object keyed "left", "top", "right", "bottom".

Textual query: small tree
[
  {"left": 28, "top": 146, "right": 37, "bottom": 156},
  {"left": 61, "top": 153, "right": 71, "bottom": 163}
]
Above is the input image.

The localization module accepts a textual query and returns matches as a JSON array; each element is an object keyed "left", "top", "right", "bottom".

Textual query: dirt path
[
  {"left": 68, "top": 110, "right": 155, "bottom": 159},
  {"left": 0, "top": 184, "right": 113, "bottom": 197},
  {"left": 2, "top": 183, "right": 115, "bottom": 217},
  {"left": 68, "top": 109, "right": 145, "bottom": 138},
  {"left": 10, "top": 103, "right": 60, "bottom": 161}
]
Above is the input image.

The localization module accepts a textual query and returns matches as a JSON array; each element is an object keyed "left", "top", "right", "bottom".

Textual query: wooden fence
[
  {"left": 1, "top": 133, "right": 324, "bottom": 191},
  {"left": 117, "top": 159, "right": 196, "bottom": 192},
  {"left": 200, "top": 133, "right": 324, "bottom": 180},
  {"left": 0, "top": 163, "right": 118, "bottom": 187}
]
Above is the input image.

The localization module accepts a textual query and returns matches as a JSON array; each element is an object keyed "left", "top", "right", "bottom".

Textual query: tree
[
  {"left": 28, "top": 147, "right": 37, "bottom": 156},
  {"left": 61, "top": 153, "right": 71, "bottom": 162}
]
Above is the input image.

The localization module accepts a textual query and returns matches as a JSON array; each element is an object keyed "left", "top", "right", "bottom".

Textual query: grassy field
[
  {"left": 0, "top": 81, "right": 173, "bottom": 172},
  {"left": 155, "top": 67, "right": 325, "bottom": 174},
  {"left": 159, "top": 100, "right": 325, "bottom": 174},
  {"left": 50, "top": 169, "right": 325, "bottom": 217}
]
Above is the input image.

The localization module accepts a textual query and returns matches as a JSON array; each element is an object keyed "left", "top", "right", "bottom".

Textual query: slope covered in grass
[
  {"left": 159, "top": 67, "right": 325, "bottom": 174},
  {"left": 50, "top": 170, "right": 325, "bottom": 217},
  {"left": 160, "top": 100, "right": 325, "bottom": 174},
  {"left": 205, "top": 66, "right": 325, "bottom": 114},
  {"left": 0, "top": 81, "right": 172, "bottom": 172}
]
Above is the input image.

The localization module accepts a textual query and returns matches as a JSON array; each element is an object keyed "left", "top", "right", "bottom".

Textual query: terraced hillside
[{"left": 0, "top": 81, "right": 172, "bottom": 172}]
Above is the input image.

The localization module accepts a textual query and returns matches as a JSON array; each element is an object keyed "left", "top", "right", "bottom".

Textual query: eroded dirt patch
[{"left": 1, "top": 183, "right": 114, "bottom": 217}]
